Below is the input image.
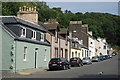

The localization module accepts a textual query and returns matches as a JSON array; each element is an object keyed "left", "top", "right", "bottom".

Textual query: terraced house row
[{"left": 0, "top": 6, "right": 112, "bottom": 72}]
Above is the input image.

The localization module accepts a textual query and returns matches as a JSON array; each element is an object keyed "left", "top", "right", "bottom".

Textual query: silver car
[
  {"left": 82, "top": 57, "right": 92, "bottom": 64},
  {"left": 92, "top": 56, "right": 100, "bottom": 62}
]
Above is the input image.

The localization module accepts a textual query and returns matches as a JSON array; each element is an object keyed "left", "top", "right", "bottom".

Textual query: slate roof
[
  {"left": 2, "top": 16, "right": 47, "bottom": 32},
  {"left": 1, "top": 16, "right": 50, "bottom": 46},
  {"left": 39, "top": 22, "right": 59, "bottom": 30},
  {"left": 58, "top": 28, "right": 69, "bottom": 35},
  {"left": 39, "top": 21, "right": 66, "bottom": 40}
]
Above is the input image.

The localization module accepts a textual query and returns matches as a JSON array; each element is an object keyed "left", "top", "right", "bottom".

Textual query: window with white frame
[
  {"left": 82, "top": 50, "right": 84, "bottom": 57},
  {"left": 40, "top": 32, "right": 44, "bottom": 41},
  {"left": 32, "top": 30, "right": 36, "bottom": 39},
  {"left": 75, "top": 51, "right": 77, "bottom": 57},
  {"left": 21, "top": 27, "right": 26, "bottom": 37},
  {"left": 23, "top": 47, "right": 27, "bottom": 61},
  {"left": 85, "top": 50, "right": 86, "bottom": 57},
  {"left": 72, "top": 52, "right": 74, "bottom": 58},
  {"left": 87, "top": 51, "right": 89, "bottom": 57},
  {"left": 78, "top": 53, "right": 80, "bottom": 57}
]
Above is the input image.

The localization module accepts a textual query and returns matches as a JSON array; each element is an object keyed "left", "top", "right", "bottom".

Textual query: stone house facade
[{"left": 40, "top": 21, "right": 70, "bottom": 60}]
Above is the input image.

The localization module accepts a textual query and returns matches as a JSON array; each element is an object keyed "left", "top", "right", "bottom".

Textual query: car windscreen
[
  {"left": 92, "top": 57, "right": 97, "bottom": 59},
  {"left": 83, "top": 58, "right": 90, "bottom": 60},
  {"left": 70, "top": 58, "right": 77, "bottom": 61},
  {"left": 50, "top": 58, "right": 61, "bottom": 62}
]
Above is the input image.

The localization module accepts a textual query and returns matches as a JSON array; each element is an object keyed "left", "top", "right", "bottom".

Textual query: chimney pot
[
  {"left": 17, "top": 6, "right": 38, "bottom": 24},
  {"left": 70, "top": 21, "right": 82, "bottom": 24}
]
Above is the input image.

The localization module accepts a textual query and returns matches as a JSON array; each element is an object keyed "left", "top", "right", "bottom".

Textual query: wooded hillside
[{"left": 2, "top": 2, "right": 120, "bottom": 48}]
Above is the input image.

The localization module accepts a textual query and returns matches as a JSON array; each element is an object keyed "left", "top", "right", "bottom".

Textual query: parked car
[
  {"left": 92, "top": 56, "right": 100, "bottom": 62},
  {"left": 112, "top": 52, "right": 117, "bottom": 56},
  {"left": 100, "top": 56, "right": 106, "bottom": 60},
  {"left": 108, "top": 54, "right": 112, "bottom": 58},
  {"left": 98, "top": 56, "right": 105, "bottom": 61},
  {"left": 82, "top": 57, "right": 92, "bottom": 64},
  {"left": 107, "top": 54, "right": 112, "bottom": 58},
  {"left": 69, "top": 57, "right": 83, "bottom": 67},
  {"left": 104, "top": 55, "right": 109, "bottom": 59},
  {"left": 48, "top": 58, "right": 70, "bottom": 70}
]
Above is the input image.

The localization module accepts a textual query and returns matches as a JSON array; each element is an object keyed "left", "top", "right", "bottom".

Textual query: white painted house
[
  {"left": 88, "top": 32, "right": 96, "bottom": 58},
  {"left": 97, "top": 38, "right": 108, "bottom": 55},
  {"left": 81, "top": 46, "right": 89, "bottom": 59}
]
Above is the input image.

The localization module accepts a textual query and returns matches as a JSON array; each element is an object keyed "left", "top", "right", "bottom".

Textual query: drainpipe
[
  {"left": 50, "top": 35, "right": 52, "bottom": 59},
  {"left": 69, "top": 40, "right": 71, "bottom": 61},
  {"left": 14, "top": 40, "right": 17, "bottom": 73},
  {"left": 59, "top": 38, "right": 61, "bottom": 58}
]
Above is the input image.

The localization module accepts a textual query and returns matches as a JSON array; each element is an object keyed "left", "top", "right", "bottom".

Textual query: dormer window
[
  {"left": 40, "top": 32, "right": 44, "bottom": 41},
  {"left": 21, "top": 27, "right": 26, "bottom": 37},
  {"left": 32, "top": 30, "right": 36, "bottom": 39}
]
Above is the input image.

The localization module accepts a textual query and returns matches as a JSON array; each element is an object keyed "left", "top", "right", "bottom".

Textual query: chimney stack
[
  {"left": 17, "top": 6, "right": 38, "bottom": 24},
  {"left": 82, "top": 24, "right": 88, "bottom": 27},
  {"left": 70, "top": 21, "right": 82, "bottom": 25},
  {"left": 44, "top": 18, "right": 59, "bottom": 24}
]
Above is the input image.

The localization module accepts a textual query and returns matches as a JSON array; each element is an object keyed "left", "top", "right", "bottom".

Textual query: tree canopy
[{"left": 2, "top": 2, "right": 120, "bottom": 47}]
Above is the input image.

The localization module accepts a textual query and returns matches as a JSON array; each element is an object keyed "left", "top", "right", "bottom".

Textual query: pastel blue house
[{"left": 0, "top": 16, "right": 51, "bottom": 72}]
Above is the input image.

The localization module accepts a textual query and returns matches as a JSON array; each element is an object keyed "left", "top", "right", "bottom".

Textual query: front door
[
  {"left": 65, "top": 49, "right": 68, "bottom": 59},
  {"left": 35, "top": 48, "right": 38, "bottom": 68}
]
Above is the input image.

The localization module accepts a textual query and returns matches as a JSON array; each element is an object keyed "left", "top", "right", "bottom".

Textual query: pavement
[
  {"left": 16, "top": 67, "right": 48, "bottom": 75},
  {"left": 1, "top": 67, "right": 48, "bottom": 78}
]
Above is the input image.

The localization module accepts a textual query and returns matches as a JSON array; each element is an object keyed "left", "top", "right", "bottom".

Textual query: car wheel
[
  {"left": 68, "top": 65, "right": 71, "bottom": 69},
  {"left": 81, "top": 63, "right": 83, "bottom": 66},
  {"left": 63, "top": 65, "right": 66, "bottom": 70},
  {"left": 78, "top": 64, "right": 81, "bottom": 67},
  {"left": 49, "top": 68, "right": 53, "bottom": 71},
  {"left": 71, "top": 65, "right": 74, "bottom": 67}
]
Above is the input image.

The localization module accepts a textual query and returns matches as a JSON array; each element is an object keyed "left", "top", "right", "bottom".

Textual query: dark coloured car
[
  {"left": 112, "top": 52, "right": 117, "bottom": 56},
  {"left": 69, "top": 57, "right": 83, "bottom": 67},
  {"left": 48, "top": 58, "right": 70, "bottom": 70},
  {"left": 102, "top": 55, "right": 107, "bottom": 60},
  {"left": 108, "top": 54, "right": 112, "bottom": 58},
  {"left": 98, "top": 56, "right": 106, "bottom": 61},
  {"left": 104, "top": 55, "right": 109, "bottom": 59},
  {"left": 92, "top": 56, "right": 100, "bottom": 62}
]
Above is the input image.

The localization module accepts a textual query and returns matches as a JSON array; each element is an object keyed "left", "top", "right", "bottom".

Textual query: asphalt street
[{"left": 4, "top": 54, "right": 119, "bottom": 78}]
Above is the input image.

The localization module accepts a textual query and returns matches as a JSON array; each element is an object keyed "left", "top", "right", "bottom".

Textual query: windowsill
[
  {"left": 41, "top": 39, "right": 44, "bottom": 42},
  {"left": 32, "top": 38, "right": 36, "bottom": 40},
  {"left": 21, "top": 35, "right": 26, "bottom": 38}
]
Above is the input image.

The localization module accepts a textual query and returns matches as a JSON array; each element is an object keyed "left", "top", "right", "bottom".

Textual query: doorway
[{"left": 35, "top": 48, "right": 38, "bottom": 68}]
